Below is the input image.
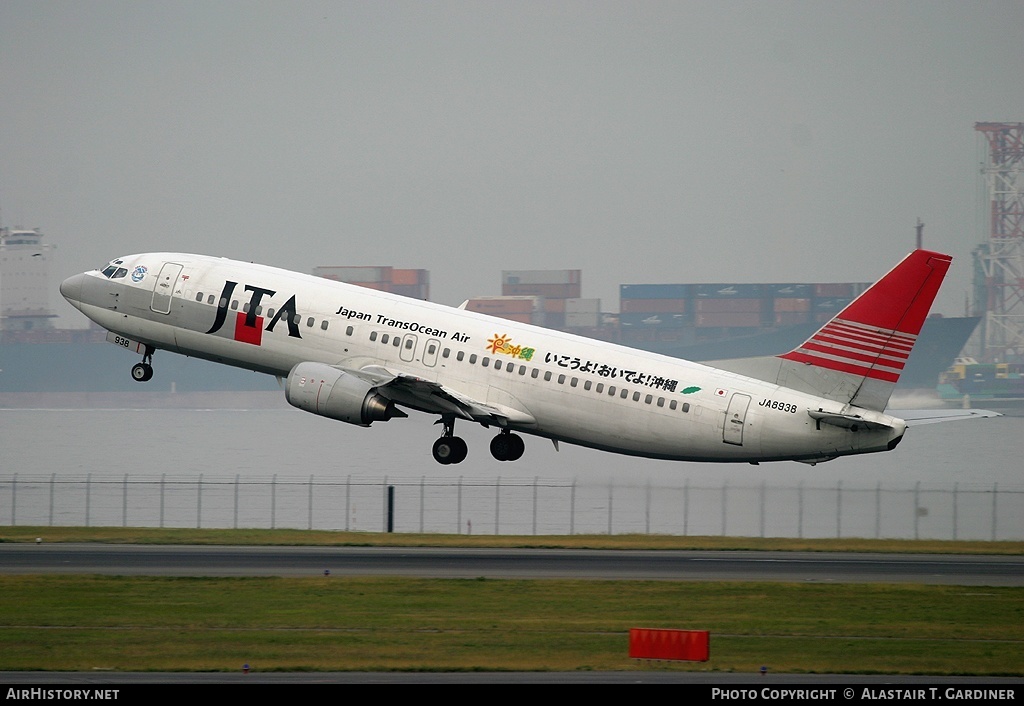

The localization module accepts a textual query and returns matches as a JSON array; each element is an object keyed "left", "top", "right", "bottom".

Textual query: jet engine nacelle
[{"left": 285, "top": 362, "right": 406, "bottom": 426}]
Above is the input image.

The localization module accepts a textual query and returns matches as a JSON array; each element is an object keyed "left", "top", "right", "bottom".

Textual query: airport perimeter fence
[{"left": 2, "top": 473, "right": 1023, "bottom": 541}]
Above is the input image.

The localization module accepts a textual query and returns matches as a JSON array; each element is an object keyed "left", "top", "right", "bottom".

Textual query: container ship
[{"left": 0, "top": 232, "right": 978, "bottom": 396}]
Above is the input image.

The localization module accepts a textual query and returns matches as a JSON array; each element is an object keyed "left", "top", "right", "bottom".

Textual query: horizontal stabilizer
[{"left": 895, "top": 408, "right": 1002, "bottom": 426}]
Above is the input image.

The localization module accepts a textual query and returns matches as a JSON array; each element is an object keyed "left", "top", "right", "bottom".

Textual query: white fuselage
[{"left": 60, "top": 253, "right": 906, "bottom": 463}]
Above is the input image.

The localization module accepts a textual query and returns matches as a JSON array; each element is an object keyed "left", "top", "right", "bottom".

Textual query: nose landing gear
[{"left": 130, "top": 345, "right": 155, "bottom": 382}]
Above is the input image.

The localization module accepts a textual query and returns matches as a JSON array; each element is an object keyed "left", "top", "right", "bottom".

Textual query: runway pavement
[{"left": 1, "top": 543, "right": 1022, "bottom": 585}]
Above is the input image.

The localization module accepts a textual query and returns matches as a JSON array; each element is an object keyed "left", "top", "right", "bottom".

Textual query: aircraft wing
[
  {"left": 893, "top": 408, "right": 1002, "bottom": 426},
  {"left": 354, "top": 364, "right": 536, "bottom": 427}
]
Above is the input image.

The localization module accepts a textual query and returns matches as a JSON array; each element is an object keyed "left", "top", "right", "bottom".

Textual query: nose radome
[{"left": 60, "top": 273, "right": 86, "bottom": 303}]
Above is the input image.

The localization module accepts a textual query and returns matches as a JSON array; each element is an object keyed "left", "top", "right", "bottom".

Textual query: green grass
[
  {"left": 1, "top": 527, "right": 1022, "bottom": 675},
  {"left": 2, "top": 526, "right": 1022, "bottom": 554}
]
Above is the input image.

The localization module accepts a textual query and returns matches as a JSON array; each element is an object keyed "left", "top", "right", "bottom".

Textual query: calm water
[{"left": 1, "top": 399, "right": 1021, "bottom": 538}]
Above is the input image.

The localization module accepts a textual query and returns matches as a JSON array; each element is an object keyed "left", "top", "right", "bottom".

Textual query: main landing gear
[
  {"left": 130, "top": 345, "right": 155, "bottom": 382},
  {"left": 431, "top": 416, "right": 526, "bottom": 464},
  {"left": 432, "top": 415, "right": 468, "bottom": 465}
]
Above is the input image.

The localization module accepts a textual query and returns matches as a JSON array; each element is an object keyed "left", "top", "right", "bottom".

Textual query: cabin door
[
  {"left": 151, "top": 263, "right": 184, "bottom": 315},
  {"left": 723, "top": 393, "right": 751, "bottom": 446}
]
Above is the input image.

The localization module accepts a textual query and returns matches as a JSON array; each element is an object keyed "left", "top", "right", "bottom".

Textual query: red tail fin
[{"left": 780, "top": 250, "right": 952, "bottom": 400}]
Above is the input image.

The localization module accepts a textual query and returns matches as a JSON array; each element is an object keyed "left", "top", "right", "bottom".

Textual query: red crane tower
[{"left": 973, "top": 122, "right": 1024, "bottom": 363}]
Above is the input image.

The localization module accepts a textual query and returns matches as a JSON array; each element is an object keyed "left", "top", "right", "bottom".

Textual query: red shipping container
[{"left": 629, "top": 629, "right": 709, "bottom": 662}]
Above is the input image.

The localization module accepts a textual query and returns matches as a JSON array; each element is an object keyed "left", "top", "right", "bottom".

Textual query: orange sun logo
[{"left": 487, "top": 333, "right": 511, "bottom": 354}]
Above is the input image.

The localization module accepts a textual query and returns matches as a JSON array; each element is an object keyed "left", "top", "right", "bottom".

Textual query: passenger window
[
  {"left": 519, "top": 366, "right": 526, "bottom": 375},
  {"left": 682, "top": 403, "right": 690, "bottom": 413},
  {"left": 306, "top": 317, "right": 315, "bottom": 327},
  {"left": 531, "top": 368, "right": 539, "bottom": 378},
  {"left": 370, "top": 331, "right": 378, "bottom": 342},
  {"left": 570, "top": 377, "right": 578, "bottom": 387},
  {"left": 381, "top": 334, "right": 390, "bottom": 344},
  {"left": 557, "top": 374, "right": 565, "bottom": 384},
  {"left": 393, "top": 338, "right": 400, "bottom": 347},
  {"left": 195, "top": 293, "right": 203, "bottom": 302},
  {"left": 633, "top": 391, "right": 641, "bottom": 402},
  {"left": 457, "top": 351, "right": 465, "bottom": 362},
  {"left": 267, "top": 308, "right": 275, "bottom": 318},
  {"left": 219, "top": 297, "right": 228, "bottom": 308},
  {"left": 346, "top": 326, "right": 354, "bottom": 336},
  {"left": 645, "top": 394, "right": 653, "bottom": 404},
  {"left": 442, "top": 348, "right": 450, "bottom": 358},
  {"left": 494, "top": 359, "right": 502, "bottom": 369},
  {"left": 544, "top": 371, "right": 552, "bottom": 382},
  {"left": 621, "top": 389, "right": 629, "bottom": 399},
  {"left": 506, "top": 362, "right": 513, "bottom": 372},
  {"left": 207, "top": 295, "right": 215, "bottom": 305},
  {"left": 584, "top": 380, "right": 592, "bottom": 391},
  {"left": 657, "top": 397, "right": 664, "bottom": 407},
  {"left": 230, "top": 300, "right": 239, "bottom": 310},
  {"left": 428, "top": 344, "right": 437, "bottom": 355},
  {"left": 469, "top": 354, "right": 477, "bottom": 364},
  {"left": 405, "top": 339, "right": 413, "bottom": 349},
  {"left": 243, "top": 302, "right": 250, "bottom": 313},
  {"left": 293, "top": 314, "right": 301, "bottom": 324},
  {"left": 670, "top": 400, "right": 678, "bottom": 410},
  {"left": 482, "top": 356, "right": 490, "bottom": 367},
  {"left": 321, "top": 320, "right": 329, "bottom": 331},
  {"left": 608, "top": 386, "right": 616, "bottom": 396}
]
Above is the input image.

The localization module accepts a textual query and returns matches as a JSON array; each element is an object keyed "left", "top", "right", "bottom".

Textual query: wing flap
[{"left": 339, "top": 364, "right": 536, "bottom": 426}]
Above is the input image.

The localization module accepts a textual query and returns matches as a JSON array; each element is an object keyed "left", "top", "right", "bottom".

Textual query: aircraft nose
[{"left": 60, "top": 273, "right": 86, "bottom": 306}]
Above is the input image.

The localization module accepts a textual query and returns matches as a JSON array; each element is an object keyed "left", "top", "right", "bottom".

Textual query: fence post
[
  {"left": 683, "top": 478, "right": 689, "bottom": 537},
  {"left": 875, "top": 481, "right": 881, "bottom": 539},
  {"left": 992, "top": 483, "right": 998, "bottom": 542},
  {"left": 836, "top": 480, "right": 842, "bottom": 539},
  {"left": 197, "top": 473, "right": 203, "bottom": 529},
  {"left": 10, "top": 473, "right": 16, "bottom": 526},
  {"left": 49, "top": 472, "right": 55, "bottom": 527},
  {"left": 533, "top": 476, "right": 539, "bottom": 536},
  {"left": 759, "top": 480, "right": 766, "bottom": 538},
  {"left": 308, "top": 474, "right": 314, "bottom": 531},
  {"left": 382, "top": 476, "right": 388, "bottom": 532},
  {"left": 914, "top": 481, "right": 920, "bottom": 540},
  {"left": 952, "top": 482, "right": 958, "bottom": 541},
  {"left": 345, "top": 475, "right": 351, "bottom": 531},
  {"left": 607, "top": 479, "right": 614, "bottom": 535},
  {"left": 271, "top": 474, "right": 277, "bottom": 530},
  {"left": 646, "top": 479, "right": 651, "bottom": 535},
  {"left": 160, "top": 473, "right": 165, "bottom": 528},
  {"left": 495, "top": 476, "right": 501, "bottom": 535},
  {"left": 457, "top": 476, "right": 462, "bottom": 535},
  {"left": 85, "top": 473, "right": 91, "bottom": 528},
  {"left": 720, "top": 479, "right": 728, "bottom": 536},
  {"left": 123, "top": 474, "right": 128, "bottom": 528},
  {"left": 234, "top": 474, "right": 239, "bottom": 530},
  {"left": 420, "top": 475, "right": 425, "bottom": 534},
  {"left": 798, "top": 480, "right": 804, "bottom": 539},
  {"left": 569, "top": 477, "right": 576, "bottom": 536}
]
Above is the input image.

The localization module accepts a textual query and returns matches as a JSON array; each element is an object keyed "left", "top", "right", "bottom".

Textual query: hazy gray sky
[{"left": 3, "top": 1, "right": 1022, "bottom": 326}]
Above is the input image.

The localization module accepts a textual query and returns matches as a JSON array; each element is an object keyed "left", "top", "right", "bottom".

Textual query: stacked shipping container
[{"left": 313, "top": 266, "right": 430, "bottom": 301}]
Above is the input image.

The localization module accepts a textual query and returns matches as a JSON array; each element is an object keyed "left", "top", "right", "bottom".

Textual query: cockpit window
[{"left": 100, "top": 260, "right": 125, "bottom": 278}]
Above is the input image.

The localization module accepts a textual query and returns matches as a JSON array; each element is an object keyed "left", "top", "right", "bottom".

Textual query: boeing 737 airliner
[{"left": 59, "top": 249, "right": 995, "bottom": 465}]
